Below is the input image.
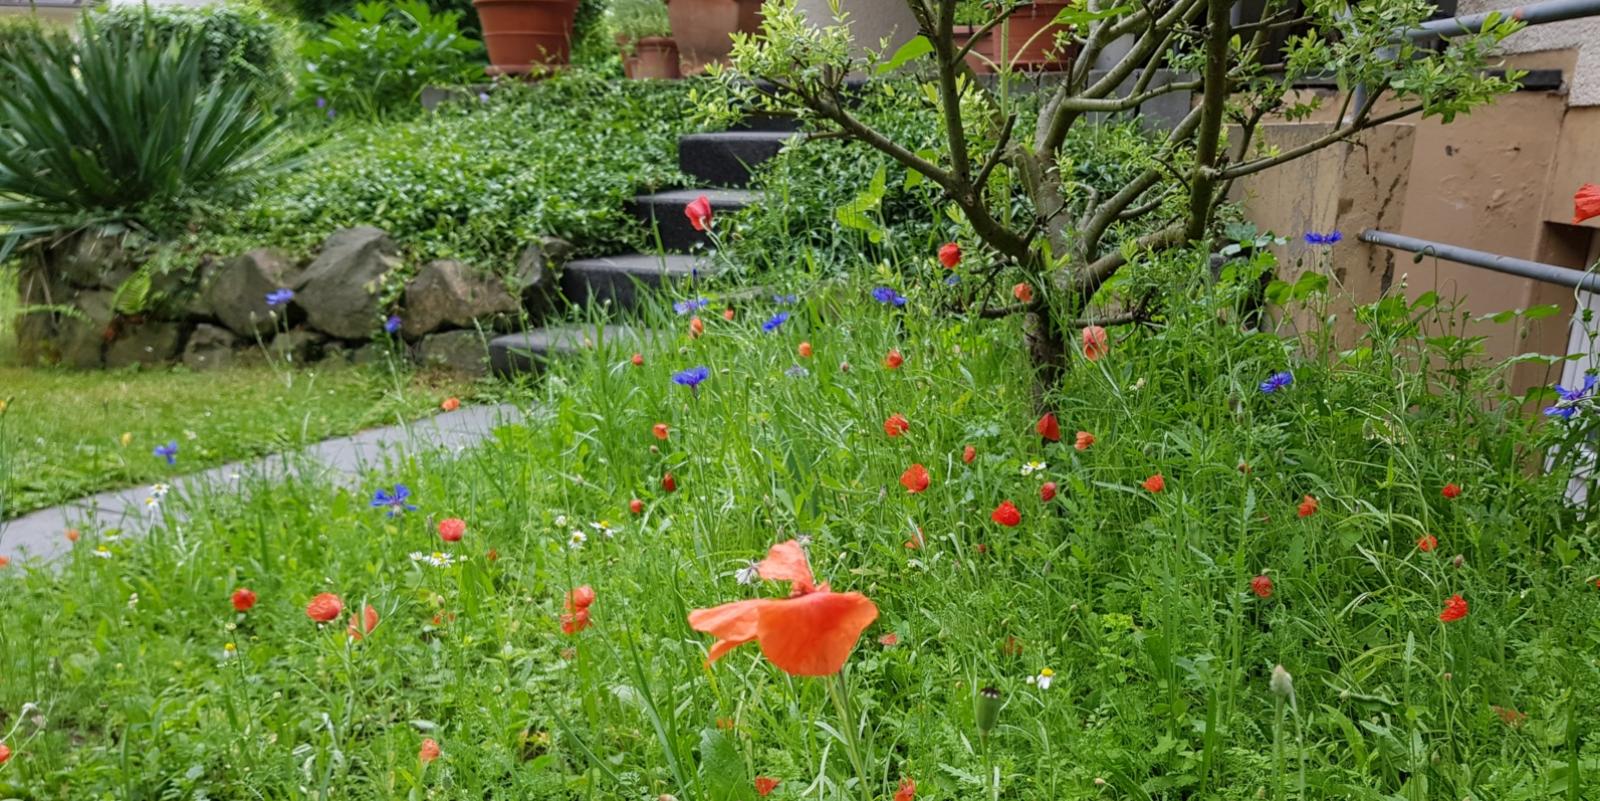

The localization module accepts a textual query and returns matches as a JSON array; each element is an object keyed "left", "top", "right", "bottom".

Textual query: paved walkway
[{"left": 0, "top": 403, "right": 523, "bottom": 564}]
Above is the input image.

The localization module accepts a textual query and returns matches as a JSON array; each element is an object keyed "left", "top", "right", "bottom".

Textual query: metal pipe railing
[
  {"left": 1402, "top": 0, "right": 1600, "bottom": 39},
  {"left": 1358, "top": 229, "right": 1600, "bottom": 293}
]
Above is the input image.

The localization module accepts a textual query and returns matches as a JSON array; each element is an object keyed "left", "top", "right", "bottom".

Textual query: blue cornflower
[
  {"left": 1303, "top": 231, "right": 1343, "bottom": 246},
  {"left": 1545, "top": 373, "right": 1598, "bottom": 418},
  {"left": 672, "top": 366, "right": 710, "bottom": 391},
  {"left": 762, "top": 311, "right": 790, "bottom": 333},
  {"left": 315, "top": 97, "right": 327, "bottom": 110},
  {"left": 384, "top": 315, "right": 402, "bottom": 334},
  {"left": 1259, "top": 371, "right": 1294, "bottom": 394},
  {"left": 265, "top": 288, "right": 294, "bottom": 307},
  {"left": 871, "top": 286, "right": 907, "bottom": 307},
  {"left": 153, "top": 441, "right": 178, "bottom": 465},
  {"left": 371, "top": 484, "right": 417, "bottom": 516},
  {"left": 477, "top": 92, "right": 490, "bottom": 103},
  {"left": 785, "top": 365, "right": 810, "bottom": 378},
  {"left": 773, "top": 293, "right": 799, "bottom": 305},
  {"left": 945, "top": 274, "right": 961, "bottom": 286},
  {"left": 673, "top": 298, "right": 710, "bottom": 315}
]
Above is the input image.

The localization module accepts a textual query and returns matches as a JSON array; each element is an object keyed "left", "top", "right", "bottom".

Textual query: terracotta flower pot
[
  {"left": 473, "top": 0, "right": 579, "bottom": 76},
  {"left": 632, "top": 36, "right": 682, "bottom": 79},
  {"left": 952, "top": 24, "right": 993, "bottom": 74},
  {"left": 617, "top": 33, "right": 639, "bottom": 78},
  {"left": 664, "top": 0, "right": 763, "bottom": 73},
  {"left": 992, "top": 1, "right": 1080, "bottom": 72}
]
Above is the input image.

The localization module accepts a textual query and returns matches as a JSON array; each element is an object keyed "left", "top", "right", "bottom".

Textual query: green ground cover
[{"left": 1, "top": 260, "right": 1596, "bottom": 800}]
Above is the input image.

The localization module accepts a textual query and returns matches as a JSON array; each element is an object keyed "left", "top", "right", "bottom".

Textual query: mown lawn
[{"left": 0, "top": 266, "right": 1595, "bottom": 800}]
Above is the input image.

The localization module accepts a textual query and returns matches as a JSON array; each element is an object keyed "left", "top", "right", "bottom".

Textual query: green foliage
[
  {"left": 92, "top": 2, "right": 297, "bottom": 104},
  {"left": 0, "top": 22, "right": 291, "bottom": 252},
  {"left": 220, "top": 73, "right": 695, "bottom": 267},
  {"left": 608, "top": 0, "right": 670, "bottom": 43},
  {"left": 298, "top": 0, "right": 484, "bottom": 118},
  {"left": 0, "top": 16, "right": 69, "bottom": 85}
]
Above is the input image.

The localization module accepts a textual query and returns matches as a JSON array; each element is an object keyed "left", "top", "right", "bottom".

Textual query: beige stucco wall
[
  {"left": 1460, "top": 0, "right": 1600, "bottom": 106},
  {"left": 793, "top": 0, "right": 919, "bottom": 60}
]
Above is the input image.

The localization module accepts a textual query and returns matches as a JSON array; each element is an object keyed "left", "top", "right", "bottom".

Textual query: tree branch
[
  {"left": 1214, "top": 99, "right": 1422, "bottom": 181},
  {"left": 1076, "top": 221, "right": 1188, "bottom": 296},
  {"left": 1183, "top": 0, "right": 1232, "bottom": 242},
  {"left": 1054, "top": 78, "right": 1202, "bottom": 112}
]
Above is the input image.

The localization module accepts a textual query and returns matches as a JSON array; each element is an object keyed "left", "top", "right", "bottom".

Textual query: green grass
[
  {"left": 0, "top": 359, "right": 481, "bottom": 517},
  {"left": 0, "top": 259, "right": 1596, "bottom": 800}
]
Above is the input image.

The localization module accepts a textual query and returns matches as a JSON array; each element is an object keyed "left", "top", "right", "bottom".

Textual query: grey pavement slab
[{"left": 0, "top": 403, "right": 523, "bottom": 565}]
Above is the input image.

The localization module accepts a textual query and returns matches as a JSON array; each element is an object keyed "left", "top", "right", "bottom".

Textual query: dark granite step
[
  {"left": 488, "top": 324, "right": 656, "bottom": 376},
  {"left": 561, "top": 253, "right": 712, "bottom": 311},
  {"left": 630, "top": 188, "right": 759, "bottom": 251},
  {"left": 679, "top": 131, "right": 796, "bottom": 187}
]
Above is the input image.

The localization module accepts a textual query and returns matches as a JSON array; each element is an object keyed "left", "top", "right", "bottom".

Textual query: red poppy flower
[
  {"left": 348, "top": 604, "right": 379, "bottom": 640},
  {"left": 630, "top": 352, "right": 644, "bottom": 367},
  {"left": 653, "top": 423, "right": 670, "bottom": 440},
  {"left": 878, "top": 632, "right": 899, "bottom": 647},
  {"left": 895, "top": 777, "right": 916, "bottom": 801},
  {"left": 1036, "top": 412, "right": 1061, "bottom": 442},
  {"left": 1075, "top": 431, "right": 1094, "bottom": 451},
  {"left": 938, "top": 242, "right": 962, "bottom": 269},
  {"left": 560, "top": 608, "right": 591, "bottom": 635},
  {"left": 1439, "top": 593, "right": 1469, "bottom": 622},
  {"left": 566, "top": 585, "right": 596, "bottom": 612},
  {"left": 440, "top": 397, "right": 460, "bottom": 412},
  {"left": 1012, "top": 282, "right": 1034, "bottom": 303},
  {"left": 663, "top": 472, "right": 677, "bottom": 493},
  {"left": 991, "top": 500, "right": 1021, "bottom": 527},
  {"left": 884, "top": 413, "right": 910, "bottom": 437},
  {"left": 1250, "top": 574, "right": 1273, "bottom": 598},
  {"left": 1441, "top": 483, "right": 1461, "bottom": 500},
  {"left": 0, "top": 556, "right": 9, "bottom": 569},
  {"left": 1142, "top": 474, "right": 1165, "bottom": 493},
  {"left": 1040, "top": 481, "right": 1058, "bottom": 502},
  {"left": 962, "top": 444, "right": 976, "bottom": 464},
  {"left": 904, "top": 527, "right": 925, "bottom": 550},
  {"left": 755, "top": 776, "right": 780, "bottom": 797},
  {"left": 722, "top": 308, "right": 735, "bottom": 321},
  {"left": 688, "top": 540, "right": 879, "bottom": 676},
  {"left": 1575, "top": 183, "right": 1600, "bottom": 225},
  {"left": 66, "top": 528, "right": 80, "bottom": 543},
  {"left": 884, "top": 349, "right": 904, "bottom": 369},
  {"left": 231, "top": 588, "right": 257, "bottom": 612},
  {"left": 419, "top": 738, "right": 441, "bottom": 763},
  {"left": 1297, "top": 495, "right": 1318, "bottom": 518},
  {"left": 1082, "top": 325, "right": 1109, "bottom": 361},
  {"left": 629, "top": 498, "right": 644, "bottom": 515},
  {"left": 306, "top": 593, "right": 343, "bottom": 623},
  {"left": 900, "top": 463, "right": 930, "bottom": 493},
  {"left": 690, "top": 317, "right": 705, "bottom": 338},
  {"left": 685, "top": 195, "right": 713, "bottom": 231},
  {"left": 438, "top": 517, "right": 466, "bottom": 542},
  {"left": 798, "top": 341, "right": 813, "bottom": 358},
  {"left": 1418, "top": 533, "right": 1438, "bottom": 552},
  {"left": 0, "top": 742, "right": 10, "bottom": 765}
]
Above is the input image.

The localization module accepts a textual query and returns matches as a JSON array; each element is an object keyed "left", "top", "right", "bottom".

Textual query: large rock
[
  {"left": 56, "top": 228, "right": 132, "bottom": 289},
  {"left": 105, "top": 321, "right": 183, "bottom": 368},
  {"left": 415, "top": 330, "right": 489, "bottom": 376},
  {"left": 512, "top": 238, "right": 572, "bottom": 313},
  {"left": 206, "top": 249, "right": 302, "bottom": 337},
  {"left": 296, "top": 227, "right": 401, "bottom": 340},
  {"left": 402, "top": 260, "right": 519, "bottom": 338},
  {"left": 53, "top": 290, "right": 116, "bottom": 369},
  {"left": 181, "top": 323, "right": 239, "bottom": 371},
  {"left": 269, "top": 329, "right": 326, "bottom": 364}
]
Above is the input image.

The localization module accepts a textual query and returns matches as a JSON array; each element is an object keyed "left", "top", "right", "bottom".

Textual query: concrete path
[{"left": 0, "top": 403, "right": 523, "bottom": 564}]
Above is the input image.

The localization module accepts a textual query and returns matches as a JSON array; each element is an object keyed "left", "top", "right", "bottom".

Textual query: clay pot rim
[{"left": 472, "top": 0, "right": 578, "bottom": 7}]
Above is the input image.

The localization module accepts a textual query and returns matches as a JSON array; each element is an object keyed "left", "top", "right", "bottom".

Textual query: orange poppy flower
[
  {"left": 1297, "top": 495, "right": 1318, "bottom": 518},
  {"left": 895, "top": 777, "right": 916, "bottom": 801},
  {"left": 798, "top": 341, "right": 813, "bottom": 358},
  {"left": 629, "top": 498, "right": 644, "bottom": 515},
  {"left": 1035, "top": 412, "right": 1061, "bottom": 442},
  {"left": 1418, "top": 533, "right": 1438, "bottom": 552},
  {"left": 1082, "top": 325, "right": 1109, "bottom": 361},
  {"left": 884, "top": 349, "right": 904, "bottom": 369},
  {"left": 938, "top": 242, "right": 961, "bottom": 269},
  {"left": 65, "top": 528, "right": 80, "bottom": 543},
  {"left": 306, "top": 593, "right": 343, "bottom": 622},
  {"left": 1074, "top": 431, "right": 1095, "bottom": 451},
  {"left": 688, "top": 540, "right": 879, "bottom": 677},
  {"left": 755, "top": 776, "right": 780, "bottom": 797},
  {"left": 722, "top": 308, "right": 735, "bottom": 321},
  {"left": 884, "top": 413, "right": 910, "bottom": 437},
  {"left": 653, "top": 423, "right": 670, "bottom": 440},
  {"left": 690, "top": 317, "right": 705, "bottom": 338},
  {"left": 0, "top": 742, "right": 10, "bottom": 765},
  {"left": 1575, "top": 183, "right": 1600, "bottom": 225},
  {"left": 440, "top": 397, "right": 460, "bottom": 412},
  {"left": 1142, "top": 474, "right": 1165, "bottom": 493},
  {"left": 900, "top": 463, "right": 930, "bottom": 493},
  {"left": 1439, "top": 593, "right": 1468, "bottom": 622},
  {"left": 347, "top": 604, "right": 379, "bottom": 640},
  {"left": 419, "top": 738, "right": 441, "bottom": 763},
  {"left": 0, "top": 556, "right": 10, "bottom": 569},
  {"left": 878, "top": 632, "right": 899, "bottom": 646},
  {"left": 1012, "top": 282, "right": 1034, "bottom": 303},
  {"left": 991, "top": 500, "right": 1021, "bottom": 527},
  {"left": 438, "top": 517, "right": 466, "bottom": 542},
  {"left": 630, "top": 352, "right": 644, "bottom": 367}
]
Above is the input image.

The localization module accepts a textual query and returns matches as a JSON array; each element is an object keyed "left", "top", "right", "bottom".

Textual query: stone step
[
  {"left": 630, "top": 188, "right": 759, "bottom": 251},
  {"left": 679, "top": 131, "right": 797, "bottom": 187},
  {"left": 561, "top": 253, "right": 712, "bottom": 311},
  {"left": 488, "top": 324, "right": 656, "bottom": 376}
]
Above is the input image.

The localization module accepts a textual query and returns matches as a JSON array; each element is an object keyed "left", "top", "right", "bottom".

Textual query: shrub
[
  {"left": 299, "top": 0, "right": 484, "bottom": 118},
  {"left": 0, "top": 22, "right": 291, "bottom": 258},
  {"left": 92, "top": 3, "right": 296, "bottom": 103},
  {"left": 609, "top": 0, "right": 670, "bottom": 42}
]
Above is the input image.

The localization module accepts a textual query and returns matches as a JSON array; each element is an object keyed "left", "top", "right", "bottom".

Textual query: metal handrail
[
  {"left": 1402, "top": 0, "right": 1600, "bottom": 39},
  {"left": 1358, "top": 229, "right": 1600, "bottom": 293}
]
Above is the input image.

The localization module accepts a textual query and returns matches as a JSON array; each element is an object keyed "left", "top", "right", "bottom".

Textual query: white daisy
[
  {"left": 554, "top": 514, "right": 568, "bottom": 527},
  {"left": 91, "top": 546, "right": 113, "bottom": 559},
  {"left": 1021, "top": 460, "right": 1047, "bottom": 477},
  {"left": 1025, "top": 667, "right": 1055, "bottom": 690},
  {"left": 590, "top": 520, "right": 619, "bottom": 538},
  {"left": 409, "top": 551, "right": 457, "bottom": 568},
  {"left": 568, "top": 529, "right": 587, "bottom": 549}
]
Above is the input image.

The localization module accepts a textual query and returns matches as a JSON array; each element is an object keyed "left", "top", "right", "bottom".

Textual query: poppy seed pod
[{"left": 975, "top": 686, "right": 1002, "bottom": 734}]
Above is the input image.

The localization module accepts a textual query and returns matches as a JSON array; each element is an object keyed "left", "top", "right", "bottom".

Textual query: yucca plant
[{"left": 0, "top": 22, "right": 291, "bottom": 260}]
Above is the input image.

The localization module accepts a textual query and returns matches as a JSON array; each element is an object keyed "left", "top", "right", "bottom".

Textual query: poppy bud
[
  {"left": 1040, "top": 481, "right": 1057, "bottom": 502},
  {"left": 631, "top": 352, "right": 644, "bottom": 367},
  {"left": 1451, "top": 554, "right": 1465, "bottom": 568},
  {"left": 975, "top": 686, "right": 1002, "bottom": 734},
  {"left": 1269, "top": 664, "right": 1294, "bottom": 701},
  {"left": 840, "top": 361, "right": 850, "bottom": 372},
  {"left": 66, "top": 528, "right": 80, "bottom": 542},
  {"left": 722, "top": 308, "right": 735, "bottom": 321},
  {"left": 690, "top": 317, "right": 704, "bottom": 338},
  {"left": 629, "top": 498, "right": 644, "bottom": 515},
  {"left": 963, "top": 445, "right": 976, "bottom": 464}
]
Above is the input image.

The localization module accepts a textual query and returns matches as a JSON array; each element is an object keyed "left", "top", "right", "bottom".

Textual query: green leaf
[
  {"left": 698, "top": 728, "right": 743, "bottom": 801},
  {"left": 1523, "top": 303, "right": 1562, "bottom": 321},
  {"left": 1053, "top": 4, "right": 1133, "bottom": 27},
  {"left": 876, "top": 35, "right": 933, "bottom": 75}
]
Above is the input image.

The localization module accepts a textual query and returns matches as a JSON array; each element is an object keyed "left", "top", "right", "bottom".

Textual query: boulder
[
  {"left": 401, "top": 260, "right": 519, "bottom": 338},
  {"left": 105, "top": 321, "right": 183, "bottom": 368},
  {"left": 512, "top": 237, "right": 572, "bottom": 313},
  {"left": 181, "top": 324, "right": 239, "bottom": 371},
  {"left": 296, "top": 227, "right": 401, "bottom": 340},
  {"left": 206, "top": 249, "right": 302, "bottom": 338},
  {"left": 415, "top": 330, "right": 489, "bottom": 376},
  {"left": 57, "top": 228, "right": 132, "bottom": 289},
  {"left": 53, "top": 290, "right": 116, "bottom": 369},
  {"left": 269, "top": 329, "right": 326, "bottom": 364}
]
